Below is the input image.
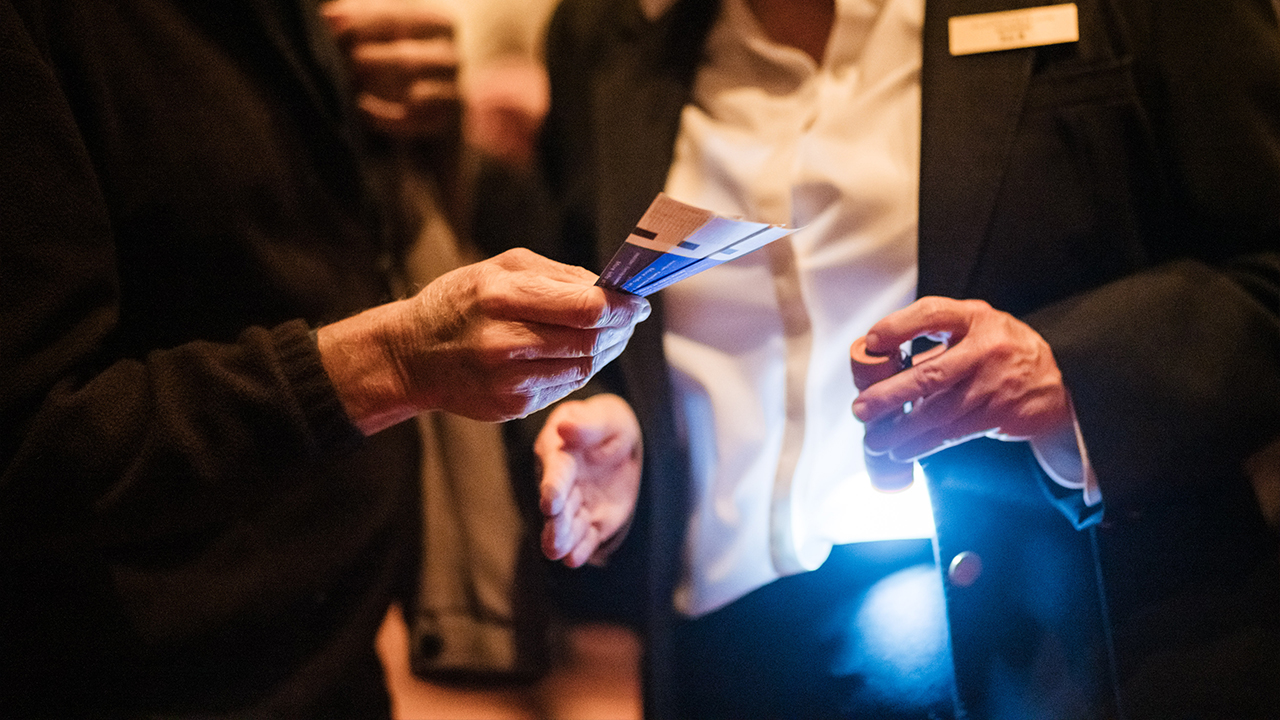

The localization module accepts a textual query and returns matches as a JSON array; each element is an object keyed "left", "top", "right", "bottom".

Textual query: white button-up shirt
[{"left": 661, "top": 0, "right": 935, "bottom": 617}]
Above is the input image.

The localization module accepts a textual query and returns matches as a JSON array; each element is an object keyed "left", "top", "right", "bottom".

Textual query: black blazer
[{"left": 533, "top": 0, "right": 1280, "bottom": 717}]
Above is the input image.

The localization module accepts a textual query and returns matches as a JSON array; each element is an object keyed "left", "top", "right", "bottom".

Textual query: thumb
[{"left": 539, "top": 450, "right": 578, "bottom": 516}]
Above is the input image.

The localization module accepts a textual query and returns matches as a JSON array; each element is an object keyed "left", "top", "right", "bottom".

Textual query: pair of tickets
[{"left": 595, "top": 193, "right": 798, "bottom": 296}]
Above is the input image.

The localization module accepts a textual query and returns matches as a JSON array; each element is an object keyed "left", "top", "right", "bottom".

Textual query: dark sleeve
[
  {"left": 1025, "top": 0, "right": 1280, "bottom": 511},
  {"left": 0, "top": 3, "right": 361, "bottom": 552}
]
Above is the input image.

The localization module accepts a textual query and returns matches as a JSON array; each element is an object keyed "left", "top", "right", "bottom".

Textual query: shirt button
[{"left": 948, "top": 551, "right": 983, "bottom": 588}]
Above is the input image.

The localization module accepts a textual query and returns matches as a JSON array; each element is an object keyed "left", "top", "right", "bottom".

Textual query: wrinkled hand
[
  {"left": 851, "top": 297, "right": 1072, "bottom": 462},
  {"left": 535, "top": 394, "right": 642, "bottom": 568},
  {"left": 318, "top": 248, "right": 649, "bottom": 433},
  {"left": 322, "top": 0, "right": 460, "bottom": 138},
  {"left": 404, "top": 249, "right": 649, "bottom": 422}
]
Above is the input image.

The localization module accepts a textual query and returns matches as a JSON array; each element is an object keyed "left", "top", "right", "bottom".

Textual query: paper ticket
[{"left": 596, "top": 193, "right": 797, "bottom": 297}]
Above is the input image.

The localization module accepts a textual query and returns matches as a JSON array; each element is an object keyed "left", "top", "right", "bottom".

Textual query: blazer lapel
[
  {"left": 589, "top": 0, "right": 719, "bottom": 267},
  {"left": 918, "top": 0, "right": 1039, "bottom": 299}
]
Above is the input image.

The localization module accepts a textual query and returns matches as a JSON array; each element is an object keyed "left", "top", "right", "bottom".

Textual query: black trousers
[{"left": 671, "top": 538, "right": 956, "bottom": 720}]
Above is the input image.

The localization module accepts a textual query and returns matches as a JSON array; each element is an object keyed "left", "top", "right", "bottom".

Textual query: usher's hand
[
  {"left": 535, "top": 394, "right": 642, "bottom": 568},
  {"left": 323, "top": 0, "right": 461, "bottom": 138},
  {"left": 318, "top": 249, "right": 650, "bottom": 432},
  {"left": 851, "top": 297, "right": 1073, "bottom": 462}
]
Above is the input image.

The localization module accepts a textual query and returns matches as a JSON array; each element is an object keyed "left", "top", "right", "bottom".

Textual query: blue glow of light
[
  {"left": 841, "top": 562, "right": 954, "bottom": 704},
  {"left": 856, "top": 564, "right": 950, "bottom": 674}
]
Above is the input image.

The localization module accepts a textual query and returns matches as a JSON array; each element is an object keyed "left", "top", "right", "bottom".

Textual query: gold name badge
[{"left": 949, "top": 3, "right": 1079, "bottom": 56}]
